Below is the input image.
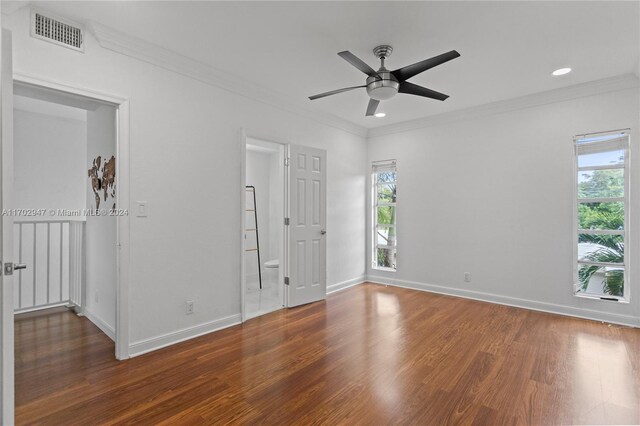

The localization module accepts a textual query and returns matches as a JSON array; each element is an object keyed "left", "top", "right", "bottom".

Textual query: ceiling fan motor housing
[{"left": 366, "top": 71, "right": 399, "bottom": 100}]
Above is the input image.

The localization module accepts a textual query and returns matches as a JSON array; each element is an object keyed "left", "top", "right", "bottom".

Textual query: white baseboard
[
  {"left": 327, "top": 276, "right": 366, "bottom": 295},
  {"left": 128, "top": 314, "right": 242, "bottom": 357},
  {"left": 83, "top": 309, "right": 116, "bottom": 341},
  {"left": 367, "top": 275, "right": 640, "bottom": 328}
]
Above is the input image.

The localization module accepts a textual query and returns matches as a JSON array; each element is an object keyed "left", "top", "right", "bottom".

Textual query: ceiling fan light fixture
[
  {"left": 366, "top": 71, "right": 400, "bottom": 100},
  {"left": 552, "top": 67, "right": 572, "bottom": 76},
  {"left": 368, "top": 86, "right": 398, "bottom": 101}
]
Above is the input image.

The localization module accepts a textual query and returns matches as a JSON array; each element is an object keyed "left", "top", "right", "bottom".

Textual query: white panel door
[
  {"left": 0, "top": 28, "right": 14, "bottom": 425},
  {"left": 288, "top": 144, "right": 326, "bottom": 307}
]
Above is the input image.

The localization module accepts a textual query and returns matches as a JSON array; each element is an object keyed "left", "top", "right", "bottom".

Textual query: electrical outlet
[
  {"left": 464, "top": 272, "right": 471, "bottom": 283},
  {"left": 186, "top": 301, "right": 195, "bottom": 315}
]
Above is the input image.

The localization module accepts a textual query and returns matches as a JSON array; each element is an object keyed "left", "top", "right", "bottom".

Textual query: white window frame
[
  {"left": 573, "top": 130, "right": 630, "bottom": 302},
  {"left": 372, "top": 160, "right": 397, "bottom": 271}
]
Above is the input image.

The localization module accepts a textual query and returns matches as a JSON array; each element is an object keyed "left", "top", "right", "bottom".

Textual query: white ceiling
[{"left": 13, "top": 1, "right": 640, "bottom": 129}]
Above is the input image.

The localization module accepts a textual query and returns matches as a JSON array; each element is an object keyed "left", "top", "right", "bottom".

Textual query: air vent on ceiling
[{"left": 31, "top": 10, "right": 84, "bottom": 52}]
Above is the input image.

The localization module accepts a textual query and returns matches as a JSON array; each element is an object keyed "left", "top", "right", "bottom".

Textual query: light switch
[{"left": 136, "top": 201, "right": 148, "bottom": 217}]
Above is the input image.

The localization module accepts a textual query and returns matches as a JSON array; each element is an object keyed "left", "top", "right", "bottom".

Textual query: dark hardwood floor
[{"left": 15, "top": 283, "right": 640, "bottom": 425}]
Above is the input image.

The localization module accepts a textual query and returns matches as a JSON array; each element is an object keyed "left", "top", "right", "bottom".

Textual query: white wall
[
  {"left": 5, "top": 8, "right": 367, "bottom": 353},
  {"left": 13, "top": 107, "right": 86, "bottom": 215},
  {"left": 367, "top": 87, "right": 640, "bottom": 326},
  {"left": 84, "top": 104, "right": 117, "bottom": 338},
  {"left": 268, "top": 146, "right": 284, "bottom": 263}
]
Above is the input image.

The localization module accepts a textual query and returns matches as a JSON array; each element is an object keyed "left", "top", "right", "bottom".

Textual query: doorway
[
  {"left": 240, "top": 132, "right": 328, "bottom": 321},
  {"left": 244, "top": 137, "right": 286, "bottom": 319},
  {"left": 13, "top": 83, "right": 118, "bottom": 340},
  {"left": 12, "top": 84, "right": 118, "bottom": 342}
]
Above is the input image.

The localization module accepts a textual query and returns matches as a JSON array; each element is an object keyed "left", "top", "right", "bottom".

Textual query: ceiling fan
[{"left": 309, "top": 45, "right": 460, "bottom": 116}]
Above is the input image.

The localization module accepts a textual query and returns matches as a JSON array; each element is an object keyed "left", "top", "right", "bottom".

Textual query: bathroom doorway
[{"left": 243, "top": 137, "right": 286, "bottom": 319}]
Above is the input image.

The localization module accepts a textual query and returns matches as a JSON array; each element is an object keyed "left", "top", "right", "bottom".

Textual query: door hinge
[
  {"left": 284, "top": 217, "right": 290, "bottom": 226},
  {"left": 284, "top": 276, "right": 290, "bottom": 285},
  {"left": 285, "top": 157, "right": 290, "bottom": 167}
]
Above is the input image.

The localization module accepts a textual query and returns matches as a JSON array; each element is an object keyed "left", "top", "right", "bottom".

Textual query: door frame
[
  {"left": 240, "top": 129, "right": 289, "bottom": 321},
  {"left": 13, "top": 73, "right": 131, "bottom": 360},
  {"left": 1, "top": 27, "right": 14, "bottom": 425}
]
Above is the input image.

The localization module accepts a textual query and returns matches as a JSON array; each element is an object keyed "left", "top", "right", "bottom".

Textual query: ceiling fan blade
[
  {"left": 365, "top": 98, "right": 380, "bottom": 116},
  {"left": 398, "top": 81, "right": 449, "bottom": 101},
  {"left": 338, "top": 51, "right": 380, "bottom": 77},
  {"left": 392, "top": 50, "right": 460, "bottom": 82},
  {"left": 309, "top": 85, "right": 366, "bottom": 100}
]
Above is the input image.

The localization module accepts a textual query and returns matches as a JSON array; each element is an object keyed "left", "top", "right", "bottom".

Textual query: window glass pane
[
  {"left": 578, "top": 234, "right": 623, "bottom": 263},
  {"left": 376, "top": 183, "right": 397, "bottom": 204},
  {"left": 376, "top": 226, "right": 397, "bottom": 246},
  {"left": 377, "top": 206, "right": 396, "bottom": 225},
  {"left": 376, "top": 171, "right": 396, "bottom": 184},
  {"left": 577, "top": 264, "right": 624, "bottom": 297},
  {"left": 578, "top": 169, "right": 624, "bottom": 198},
  {"left": 578, "top": 150, "right": 624, "bottom": 168},
  {"left": 376, "top": 248, "right": 396, "bottom": 269},
  {"left": 578, "top": 202, "right": 623, "bottom": 231}
]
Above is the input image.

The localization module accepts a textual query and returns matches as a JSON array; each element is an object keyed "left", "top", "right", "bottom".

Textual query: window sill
[
  {"left": 372, "top": 266, "right": 396, "bottom": 273},
  {"left": 574, "top": 292, "right": 629, "bottom": 304}
]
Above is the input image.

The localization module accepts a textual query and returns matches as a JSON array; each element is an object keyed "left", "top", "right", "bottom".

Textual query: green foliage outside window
[{"left": 577, "top": 168, "right": 624, "bottom": 296}]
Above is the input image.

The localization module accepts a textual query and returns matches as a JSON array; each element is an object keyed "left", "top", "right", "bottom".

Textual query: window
[
  {"left": 574, "top": 130, "right": 629, "bottom": 301},
  {"left": 372, "top": 160, "right": 397, "bottom": 270}
]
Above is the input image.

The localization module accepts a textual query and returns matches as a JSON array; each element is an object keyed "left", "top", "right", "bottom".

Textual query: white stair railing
[{"left": 13, "top": 219, "right": 85, "bottom": 314}]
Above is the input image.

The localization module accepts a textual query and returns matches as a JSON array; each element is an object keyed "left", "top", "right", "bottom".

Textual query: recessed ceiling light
[
  {"left": 374, "top": 112, "right": 386, "bottom": 118},
  {"left": 552, "top": 67, "right": 572, "bottom": 76}
]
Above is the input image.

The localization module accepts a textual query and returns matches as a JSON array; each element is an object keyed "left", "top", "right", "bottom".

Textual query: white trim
[
  {"left": 0, "top": 27, "right": 15, "bottom": 426},
  {"left": 367, "top": 275, "right": 640, "bottom": 328},
  {"left": 12, "top": 73, "right": 131, "bottom": 360},
  {"left": 240, "top": 130, "right": 247, "bottom": 322},
  {"left": 578, "top": 164, "right": 624, "bottom": 172},
  {"left": 13, "top": 301, "right": 68, "bottom": 315},
  {"left": 326, "top": 276, "right": 365, "bottom": 295},
  {"left": 577, "top": 260, "right": 625, "bottom": 268},
  {"left": 13, "top": 73, "right": 125, "bottom": 105},
  {"left": 115, "top": 100, "right": 130, "bottom": 360},
  {"left": 575, "top": 292, "right": 628, "bottom": 303},
  {"left": 368, "top": 74, "right": 640, "bottom": 138},
  {"left": 576, "top": 197, "right": 624, "bottom": 204},
  {"left": 82, "top": 308, "right": 115, "bottom": 341},
  {"left": 128, "top": 314, "right": 241, "bottom": 357},
  {"left": 88, "top": 22, "right": 367, "bottom": 138},
  {"left": 578, "top": 229, "right": 624, "bottom": 236}
]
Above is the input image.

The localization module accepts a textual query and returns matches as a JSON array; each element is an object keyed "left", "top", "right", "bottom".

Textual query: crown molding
[
  {"left": 367, "top": 73, "right": 640, "bottom": 139},
  {"left": 87, "top": 21, "right": 368, "bottom": 138}
]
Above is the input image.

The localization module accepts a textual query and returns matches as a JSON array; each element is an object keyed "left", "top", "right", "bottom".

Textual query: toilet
[
  {"left": 264, "top": 259, "right": 279, "bottom": 269},
  {"left": 263, "top": 259, "right": 279, "bottom": 288}
]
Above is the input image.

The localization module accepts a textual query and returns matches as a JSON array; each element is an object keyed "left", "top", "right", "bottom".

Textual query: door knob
[
  {"left": 320, "top": 229, "right": 327, "bottom": 235},
  {"left": 3, "top": 263, "right": 26, "bottom": 275}
]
